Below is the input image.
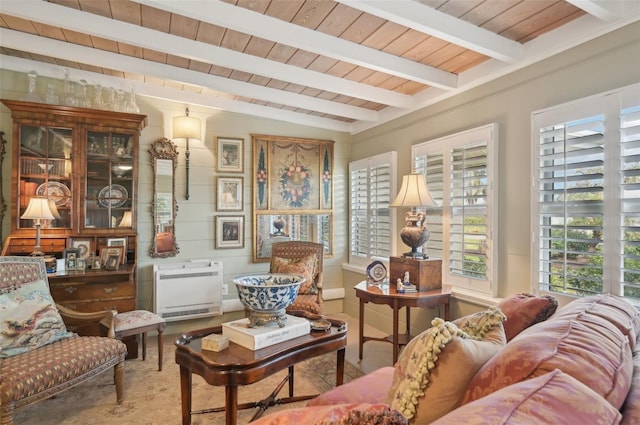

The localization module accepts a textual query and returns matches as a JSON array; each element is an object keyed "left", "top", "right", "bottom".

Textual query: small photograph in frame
[
  {"left": 76, "top": 257, "right": 86, "bottom": 271},
  {"left": 215, "top": 215, "right": 244, "bottom": 249},
  {"left": 100, "top": 246, "right": 124, "bottom": 267},
  {"left": 107, "top": 237, "right": 127, "bottom": 264},
  {"left": 217, "top": 176, "right": 243, "bottom": 211},
  {"left": 63, "top": 248, "right": 80, "bottom": 271},
  {"left": 69, "top": 237, "right": 93, "bottom": 259},
  {"left": 216, "top": 137, "right": 243, "bottom": 173},
  {"left": 105, "top": 254, "right": 121, "bottom": 271},
  {"left": 91, "top": 256, "right": 101, "bottom": 270}
]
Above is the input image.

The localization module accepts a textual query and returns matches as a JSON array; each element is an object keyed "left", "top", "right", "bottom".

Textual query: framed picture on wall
[
  {"left": 216, "top": 176, "right": 243, "bottom": 211},
  {"left": 216, "top": 137, "right": 244, "bottom": 173},
  {"left": 215, "top": 215, "right": 244, "bottom": 249}
]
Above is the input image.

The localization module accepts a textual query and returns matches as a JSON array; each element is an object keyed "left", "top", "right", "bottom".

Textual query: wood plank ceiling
[{"left": 1, "top": 0, "right": 639, "bottom": 133}]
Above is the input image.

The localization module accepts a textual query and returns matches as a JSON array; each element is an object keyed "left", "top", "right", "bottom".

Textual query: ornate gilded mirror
[{"left": 149, "top": 138, "right": 179, "bottom": 258}]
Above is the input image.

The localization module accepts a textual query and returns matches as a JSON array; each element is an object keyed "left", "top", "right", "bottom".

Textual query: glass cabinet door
[
  {"left": 18, "top": 125, "right": 73, "bottom": 229},
  {"left": 85, "top": 131, "right": 134, "bottom": 230}
]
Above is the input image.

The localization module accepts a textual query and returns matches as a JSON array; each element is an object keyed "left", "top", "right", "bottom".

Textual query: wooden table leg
[
  {"left": 359, "top": 298, "right": 365, "bottom": 360},
  {"left": 225, "top": 385, "right": 238, "bottom": 425},
  {"left": 336, "top": 348, "right": 345, "bottom": 386},
  {"left": 179, "top": 365, "right": 192, "bottom": 425},
  {"left": 392, "top": 299, "right": 399, "bottom": 364},
  {"left": 406, "top": 305, "right": 411, "bottom": 336}
]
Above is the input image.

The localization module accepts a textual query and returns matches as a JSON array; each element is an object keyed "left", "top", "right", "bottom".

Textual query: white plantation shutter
[
  {"left": 413, "top": 124, "right": 498, "bottom": 295},
  {"left": 349, "top": 152, "right": 397, "bottom": 266},
  {"left": 532, "top": 83, "right": 640, "bottom": 306},
  {"left": 620, "top": 104, "right": 640, "bottom": 299}
]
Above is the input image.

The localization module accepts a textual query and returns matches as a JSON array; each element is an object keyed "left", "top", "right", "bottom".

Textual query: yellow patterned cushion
[
  {"left": 270, "top": 255, "right": 317, "bottom": 294},
  {"left": 386, "top": 308, "right": 506, "bottom": 423}
]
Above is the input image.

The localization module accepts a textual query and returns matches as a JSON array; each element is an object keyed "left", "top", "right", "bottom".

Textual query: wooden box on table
[{"left": 389, "top": 256, "right": 442, "bottom": 291}]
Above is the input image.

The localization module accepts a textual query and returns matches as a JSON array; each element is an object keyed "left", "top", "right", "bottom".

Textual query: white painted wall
[
  {"left": 0, "top": 72, "right": 351, "bottom": 335},
  {"left": 343, "top": 21, "right": 640, "bottom": 336}
]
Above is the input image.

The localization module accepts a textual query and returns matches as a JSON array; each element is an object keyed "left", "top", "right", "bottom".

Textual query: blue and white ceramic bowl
[{"left": 233, "top": 273, "right": 305, "bottom": 314}]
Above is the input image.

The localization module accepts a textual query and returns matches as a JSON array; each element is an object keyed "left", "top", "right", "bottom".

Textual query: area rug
[{"left": 13, "top": 336, "right": 364, "bottom": 425}]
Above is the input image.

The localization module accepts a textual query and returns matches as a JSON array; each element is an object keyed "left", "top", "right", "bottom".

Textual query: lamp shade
[
  {"left": 390, "top": 173, "right": 436, "bottom": 208},
  {"left": 21, "top": 197, "right": 55, "bottom": 220},
  {"left": 172, "top": 115, "right": 201, "bottom": 140},
  {"left": 118, "top": 210, "right": 132, "bottom": 227},
  {"left": 47, "top": 199, "right": 61, "bottom": 220}
]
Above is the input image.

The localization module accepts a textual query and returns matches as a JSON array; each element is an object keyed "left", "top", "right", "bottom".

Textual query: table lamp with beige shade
[{"left": 20, "top": 197, "right": 55, "bottom": 256}]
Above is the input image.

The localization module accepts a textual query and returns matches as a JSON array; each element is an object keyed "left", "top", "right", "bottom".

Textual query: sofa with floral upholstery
[
  {"left": 252, "top": 293, "right": 640, "bottom": 425},
  {"left": 0, "top": 256, "right": 127, "bottom": 425}
]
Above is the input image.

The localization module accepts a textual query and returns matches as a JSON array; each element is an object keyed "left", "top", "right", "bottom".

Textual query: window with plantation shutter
[
  {"left": 532, "top": 83, "right": 640, "bottom": 307},
  {"left": 349, "top": 152, "right": 397, "bottom": 266},
  {"left": 413, "top": 124, "right": 498, "bottom": 296}
]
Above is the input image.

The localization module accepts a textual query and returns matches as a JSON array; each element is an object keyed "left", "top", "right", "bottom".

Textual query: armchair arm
[{"left": 56, "top": 304, "right": 118, "bottom": 338}]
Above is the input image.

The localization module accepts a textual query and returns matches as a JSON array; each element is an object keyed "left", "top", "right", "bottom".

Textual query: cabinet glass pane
[
  {"left": 19, "top": 125, "right": 72, "bottom": 229},
  {"left": 85, "top": 131, "right": 133, "bottom": 229}
]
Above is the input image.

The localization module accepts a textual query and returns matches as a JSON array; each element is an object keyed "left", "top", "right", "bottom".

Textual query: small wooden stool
[{"left": 100, "top": 310, "right": 166, "bottom": 371}]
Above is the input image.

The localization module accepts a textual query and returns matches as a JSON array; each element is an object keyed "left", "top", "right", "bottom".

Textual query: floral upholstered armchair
[{"left": 0, "top": 256, "right": 127, "bottom": 425}]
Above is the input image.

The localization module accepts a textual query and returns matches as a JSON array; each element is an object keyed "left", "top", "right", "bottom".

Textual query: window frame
[
  {"left": 348, "top": 151, "right": 398, "bottom": 267},
  {"left": 412, "top": 123, "right": 499, "bottom": 296},
  {"left": 531, "top": 83, "right": 640, "bottom": 307}
]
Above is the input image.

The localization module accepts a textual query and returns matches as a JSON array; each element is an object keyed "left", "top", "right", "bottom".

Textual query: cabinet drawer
[
  {"left": 51, "top": 282, "right": 134, "bottom": 302},
  {"left": 7, "top": 238, "right": 66, "bottom": 254},
  {"left": 58, "top": 298, "right": 135, "bottom": 316}
]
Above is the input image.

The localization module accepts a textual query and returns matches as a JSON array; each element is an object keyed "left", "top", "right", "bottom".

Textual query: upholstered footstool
[{"left": 100, "top": 310, "right": 166, "bottom": 371}]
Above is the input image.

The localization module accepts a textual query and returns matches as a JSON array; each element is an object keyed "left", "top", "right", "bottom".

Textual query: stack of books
[{"left": 221, "top": 314, "right": 311, "bottom": 350}]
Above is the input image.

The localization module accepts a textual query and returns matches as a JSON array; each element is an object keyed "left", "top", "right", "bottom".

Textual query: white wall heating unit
[{"left": 153, "top": 259, "right": 223, "bottom": 322}]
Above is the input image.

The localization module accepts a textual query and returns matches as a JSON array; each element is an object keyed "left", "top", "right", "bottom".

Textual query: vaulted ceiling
[{"left": 1, "top": 0, "right": 639, "bottom": 133}]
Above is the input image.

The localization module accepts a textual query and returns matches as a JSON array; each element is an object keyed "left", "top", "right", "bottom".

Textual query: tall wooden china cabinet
[{"left": 1, "top": 100, "right": 147, "bottom": 357}]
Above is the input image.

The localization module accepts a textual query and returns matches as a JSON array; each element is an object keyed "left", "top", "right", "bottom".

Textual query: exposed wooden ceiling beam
[
  {"left": 0, "top": 29, "right": 378, "bottom": 121},
  {"left": 0, "top": 0, "right": 411, "bottom": 109},
  {"left": 133, "top": 0, "right": 458, "bottom": 90},
  {"left": 338, "top": 0, "right": 523, "bottom": 63}
]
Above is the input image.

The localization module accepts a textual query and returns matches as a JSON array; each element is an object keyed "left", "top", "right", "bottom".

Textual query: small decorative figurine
[
  {"left": 403, "top": 271, "right": 410, "bottom": 285},
  {"left": 396, "top": 278, "right": 404, "bottom": 293}
]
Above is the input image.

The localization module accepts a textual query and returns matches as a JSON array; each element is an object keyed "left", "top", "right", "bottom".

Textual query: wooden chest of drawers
[{"left": 49, "top": 265, "right": 138, "bottom": 357}]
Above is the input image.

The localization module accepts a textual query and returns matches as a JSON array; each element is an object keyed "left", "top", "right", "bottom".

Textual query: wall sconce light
[
  {"left": 390, "top": 172, "right": 436, "bottom": 259},
  {"left": 20, "top": 197, "right": 55, "bottom": 256},
  {"left": 172, "top": 107, "right": 201, "bottom": 200},
  {"left": 118, "top": 210, "right": 132, "bottom": 228}
]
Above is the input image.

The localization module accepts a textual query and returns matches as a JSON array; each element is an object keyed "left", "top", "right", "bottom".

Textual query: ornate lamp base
[{"left": 247, "top": 309, "right": 288, "bottom": 328}]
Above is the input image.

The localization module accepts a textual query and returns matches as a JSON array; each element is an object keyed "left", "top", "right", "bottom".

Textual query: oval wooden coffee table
[{"left": 175, "top": 320, "right": 347, "bottom": 425}]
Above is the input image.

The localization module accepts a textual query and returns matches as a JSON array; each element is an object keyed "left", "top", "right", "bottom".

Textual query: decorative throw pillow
[
  {"left": 386, "top": 308, "right": 506, "bottom": 423},
  {"left": 431, "top": 369, "right": 622, "bottom": 425},
  {"left": 270, "top": 254, "right": 317, "bottom": 294},
  {"left": 0, "top": 278, "right": 75, "bottom": 358},
  {"left": 496, "top": 293, "right": 558, "bottom": 341},
  {"left": 462, "top": 312, "right": 633, "bottom": 409}
]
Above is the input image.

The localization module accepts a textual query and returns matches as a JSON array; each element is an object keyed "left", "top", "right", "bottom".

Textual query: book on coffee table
[{"left": 222, "top": 314, "right": 311, "bottom": 350}]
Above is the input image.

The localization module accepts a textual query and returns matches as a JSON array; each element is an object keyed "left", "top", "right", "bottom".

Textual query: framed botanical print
[
  {"left": 217, "top": 176, "right": 243, "bottom": 211},
  {"left": 216, "top": 137, "right": 243, "bottom": 173},
  {"left": 215, "top": 215, "right": 244, "bottom": 249}
]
